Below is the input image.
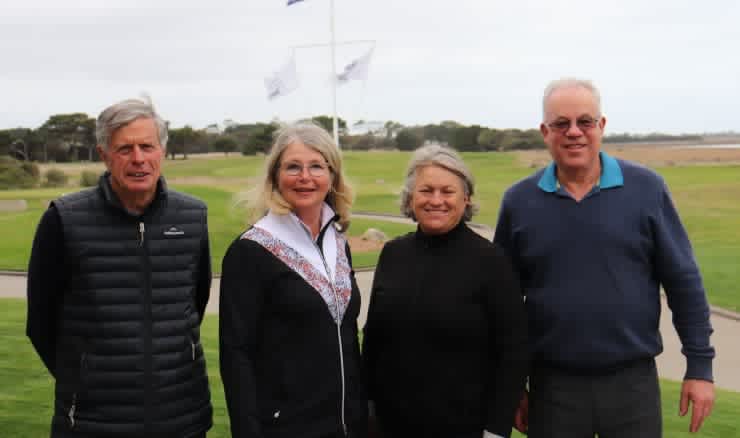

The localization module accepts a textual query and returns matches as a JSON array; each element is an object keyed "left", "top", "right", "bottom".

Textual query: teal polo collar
[{"left": 537, "top": 151, "right": 624, "bottom": 192}]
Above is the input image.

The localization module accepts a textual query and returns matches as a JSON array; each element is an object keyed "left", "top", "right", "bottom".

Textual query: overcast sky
[{"left": 2, "top": 0, "right": 739, "bottom": 134}]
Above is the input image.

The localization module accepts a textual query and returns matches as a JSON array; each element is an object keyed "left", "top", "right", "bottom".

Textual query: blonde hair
[{"left": 248, "top": 122, "right": 354, "bottom": 232}]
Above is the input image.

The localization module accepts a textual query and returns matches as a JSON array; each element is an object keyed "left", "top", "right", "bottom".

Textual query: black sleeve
[
  {"left": 360, "top": 244, "right": 390, "bottom": 404},
  {"left": 195, "top": 212, "right": 212, "bottom": 323},
  {"left": 484, "top": 246, "right": 529, "bottom": 436},
  {"left": 344, "top": 241, "right": 354, "bottom": 268},
  {"left": 219, "top": 237, "right": 265, "bottom": 438},
  {"left": 26, "top": 205, "right": 66, "bottom": 378}
]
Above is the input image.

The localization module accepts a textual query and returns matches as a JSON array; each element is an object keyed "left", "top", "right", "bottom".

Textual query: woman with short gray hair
[
  {"left": 399, "top": 144, "right": 479, "bottom": 222},
  {"left": 363, "top": 144, "right": 528, "bottom": 438}
]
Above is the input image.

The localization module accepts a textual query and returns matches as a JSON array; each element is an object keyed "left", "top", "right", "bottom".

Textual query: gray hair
[
  {"left": 250, "top": 121, "right": 354, "bottom": 232},
  {"left": 400, "top": 144, "right": 479, "bottom": 221},
  {"left": 96, "top": 96, "right": 168, "bottom": 150},
  {"left": 542, "top": 78, "right": 602, "bottom": 121}
]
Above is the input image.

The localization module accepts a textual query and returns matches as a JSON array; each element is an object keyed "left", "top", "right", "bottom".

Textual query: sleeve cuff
[{"left": 685, "top": 356, "right": 713, "bottom": 382}]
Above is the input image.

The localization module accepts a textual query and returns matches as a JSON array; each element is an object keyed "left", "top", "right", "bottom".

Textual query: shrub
[
  {"left": 0, "top": 157, "right": 39, "bottom": 189},
  {"left": 20, "top": 161, "right": 40, "bottom": 180},
  {"left": 241, "top": 142, "right": 260, "bottom": 156},
  {"left": 43, "top": 168, "right": 69, "bottom": 188},
  {"left": 79, "top": 170, "right": 99, "bottom": 187}
]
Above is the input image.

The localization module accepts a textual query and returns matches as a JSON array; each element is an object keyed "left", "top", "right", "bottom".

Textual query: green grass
[
  {"left": 1, "top": 151, "right": 739, "bottom": 311},
  {"left": 1, "top": 299, "right": 737, "bottom": 437}
]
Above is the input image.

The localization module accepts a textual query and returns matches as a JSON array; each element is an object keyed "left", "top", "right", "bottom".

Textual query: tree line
[{"left": 1, "top": 112, "right": 711, "bottom": 163}]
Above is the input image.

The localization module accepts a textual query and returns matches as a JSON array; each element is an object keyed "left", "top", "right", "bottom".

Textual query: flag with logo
[
  {"left": 264, "top": 55, "right": 300, "bottom": 100},
  {"left": 337, "top": 48, "right": 374, "bottom": 84}
]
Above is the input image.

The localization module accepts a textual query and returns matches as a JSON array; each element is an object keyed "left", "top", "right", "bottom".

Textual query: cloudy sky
[{"left": 1, "top": 0, "right": 739, "bottom": 134}]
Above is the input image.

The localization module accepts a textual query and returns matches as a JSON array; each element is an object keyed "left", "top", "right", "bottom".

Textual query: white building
[
  {"left": 349, "top": 120, "right": 387, "bottom": 136},
  {"left": 204, "top": 123, "right": 222, "bottom": 135}
]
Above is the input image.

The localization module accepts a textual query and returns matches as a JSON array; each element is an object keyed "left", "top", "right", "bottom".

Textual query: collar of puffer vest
[{"left": 98, "top": 171, "right": 168, "bottom": 217}]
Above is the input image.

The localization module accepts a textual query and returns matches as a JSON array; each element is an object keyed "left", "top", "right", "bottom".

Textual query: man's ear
[{"left": 96, "top": 145, "right": 109, "bottom": 168}]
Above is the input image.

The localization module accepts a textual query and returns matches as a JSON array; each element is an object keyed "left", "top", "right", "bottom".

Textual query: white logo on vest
[{"left": 163, "top": 226, "right": 185, "bottom": 236}]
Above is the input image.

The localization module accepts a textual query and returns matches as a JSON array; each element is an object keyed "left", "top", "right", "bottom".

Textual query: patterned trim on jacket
[{"left": 243, "top": 227, "right": 352, "bottom": 322}]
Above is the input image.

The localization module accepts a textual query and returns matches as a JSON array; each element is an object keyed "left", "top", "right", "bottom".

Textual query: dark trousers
[{"left": 529, "top": 358, "right": 662, "bottom": 438}]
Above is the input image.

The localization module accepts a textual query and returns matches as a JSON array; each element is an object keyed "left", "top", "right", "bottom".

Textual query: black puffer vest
[{"left": 50, "top": 174, "right": 212, "bottom": 437}]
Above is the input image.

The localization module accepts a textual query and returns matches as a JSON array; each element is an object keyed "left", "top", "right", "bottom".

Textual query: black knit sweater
[{"left": 362, "top": 221, "right": 528, "bottom": 438}]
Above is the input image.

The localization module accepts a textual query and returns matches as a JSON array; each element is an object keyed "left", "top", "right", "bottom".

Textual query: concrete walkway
[{"left": 3, "top": 271, "right": 739, "bottom": 392}]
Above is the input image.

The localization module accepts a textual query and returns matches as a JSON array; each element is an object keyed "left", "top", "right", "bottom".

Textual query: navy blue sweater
[{"left": 494, "top": 153, "right": 714, "bottom": 381}]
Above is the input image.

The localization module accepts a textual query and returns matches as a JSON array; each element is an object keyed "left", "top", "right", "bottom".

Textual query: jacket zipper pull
[
  {"left": 68, "top": 393, "right": 77, "bottom": 428},
  {"left": 138, "top": 222, "right": 145, "bottom": 247},
  {"left": 192, "top": 341, "right": 196, "bottom": 361}
]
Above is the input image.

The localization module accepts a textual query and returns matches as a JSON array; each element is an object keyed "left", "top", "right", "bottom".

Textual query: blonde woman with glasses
[{"left": 219, "top": 122, "right": 367, "bottom": 438}]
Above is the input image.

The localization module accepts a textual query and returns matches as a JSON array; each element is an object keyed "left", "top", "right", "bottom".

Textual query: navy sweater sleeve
[
  {"left": 651, "top": 181, "right": 715, "bottom": 381},
  {"left": 493, "top": 192, "right": 520, "bottom": 279},
  {"left": 219, "top": 237, "right": 265, "bottom": 438},
  {"left": 26, "top": 206, "right": 65, "bottom": 377}
]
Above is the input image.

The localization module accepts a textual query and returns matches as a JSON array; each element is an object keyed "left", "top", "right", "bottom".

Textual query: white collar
[{"left": 251, "top": 203, "right": 339, "bottom": 281}]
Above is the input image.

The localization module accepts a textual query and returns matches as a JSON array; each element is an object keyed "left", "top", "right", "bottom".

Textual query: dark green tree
[
  {"left": 310, "top": 115, "right": 347, "bottom": 135},
  {"left": 395, "top": 129, "right": 423, "bottom": 151},
  {"left": 168, "top": 126, "right": 204, "bottom": 159},
  {"left": 0, "top": 131, "right": 13, "bottom": 156},
  {"left": 39, "top": 113, "right": 96, "bottom": 162},
  {"left": 213, "top": 137, "right": 238, "bottom": 155},
  {"left": 451, "top": 125, "right": 483, "bottom": 151}
]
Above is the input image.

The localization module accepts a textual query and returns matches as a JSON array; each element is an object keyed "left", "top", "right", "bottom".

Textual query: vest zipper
[
  {"left": 68, "top": 392, "right": 77, "bottom": 428},
  {"left": 138, "top": 222, "right": 145, "bottom": 247},
  {"left": 138, "top": 219, "right": 153, "bottom": 431},
  {"left": 67, "top": 350, "right": 86, "bottom": 429}
]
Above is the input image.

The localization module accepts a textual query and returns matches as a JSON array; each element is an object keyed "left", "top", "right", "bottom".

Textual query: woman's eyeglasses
[{"left": 281, "top": 162, "right": 330, "bottom": 177}]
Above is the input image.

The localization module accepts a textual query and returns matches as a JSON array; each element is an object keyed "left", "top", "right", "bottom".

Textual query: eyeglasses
[
  {"left": 546, "top": 117, "right": 601, "bottom": 134},
  {"left": 281, "top": 161, "right": 330, "bottom": 177}
]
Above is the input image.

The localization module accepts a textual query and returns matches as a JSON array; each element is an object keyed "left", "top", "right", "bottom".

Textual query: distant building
[
  {"left": 223, "top": 119, "right": 237, "bottom": 130},
  {"left": 349, "top": 120, "right": 387, "bottom": 137},
  {"left": 205, "top": 123, "right": 222, "bottom": 135}
]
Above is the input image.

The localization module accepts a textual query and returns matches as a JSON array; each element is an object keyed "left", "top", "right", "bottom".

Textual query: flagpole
[{"left": 329, "top": 0, "right": 339, "bottom": 147}]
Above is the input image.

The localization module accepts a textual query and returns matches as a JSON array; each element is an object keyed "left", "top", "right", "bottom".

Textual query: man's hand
[
  {"left": 679, "top": 379, "right": 715, "bottom": 432},
  {"left": 514, "top": 391, "right": 529, "bottom": 433}
]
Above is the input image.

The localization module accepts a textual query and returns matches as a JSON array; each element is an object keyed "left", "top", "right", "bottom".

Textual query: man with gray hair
[
  {"left": 27, "top": 97, "right": 213, "bottom": 437},
  {"left": 494, "top": 78, "right": 715, "bottom": 437}
]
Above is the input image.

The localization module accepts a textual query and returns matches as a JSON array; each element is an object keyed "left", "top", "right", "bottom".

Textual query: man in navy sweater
[{"left": 494, "top": 78, "right": 715, "bottom": 437}]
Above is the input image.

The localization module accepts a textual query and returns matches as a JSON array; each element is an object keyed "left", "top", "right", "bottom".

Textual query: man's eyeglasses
[
  {"left": 547, "top": 117, "right": 601, "bottom": 134},
  {"left": 281, "top": 161, "right": 330, "bottom": 177}
]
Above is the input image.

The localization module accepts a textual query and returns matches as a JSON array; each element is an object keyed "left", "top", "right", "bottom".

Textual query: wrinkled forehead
[
  {"left": 110, "top": 118, "right": 159, "bottom": 142},
  {"left": 544, "top": 86, "right": 600, "bottom": 119}
]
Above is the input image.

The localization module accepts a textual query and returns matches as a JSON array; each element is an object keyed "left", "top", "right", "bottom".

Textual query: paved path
[{"left": 3, "top": 271, "right": 739, "bottom": 392}]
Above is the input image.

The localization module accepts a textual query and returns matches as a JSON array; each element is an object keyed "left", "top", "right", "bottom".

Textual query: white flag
[
  {"left": 265, "top": 55, "right": 299, "bottom": 100},
  {"left": 336, "top": 48, "right": 373, "bottom": 84}
]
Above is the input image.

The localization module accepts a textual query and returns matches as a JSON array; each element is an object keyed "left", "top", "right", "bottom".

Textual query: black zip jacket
[{"left": 219, "top": 225, "right": 367, "bottom": 438}]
